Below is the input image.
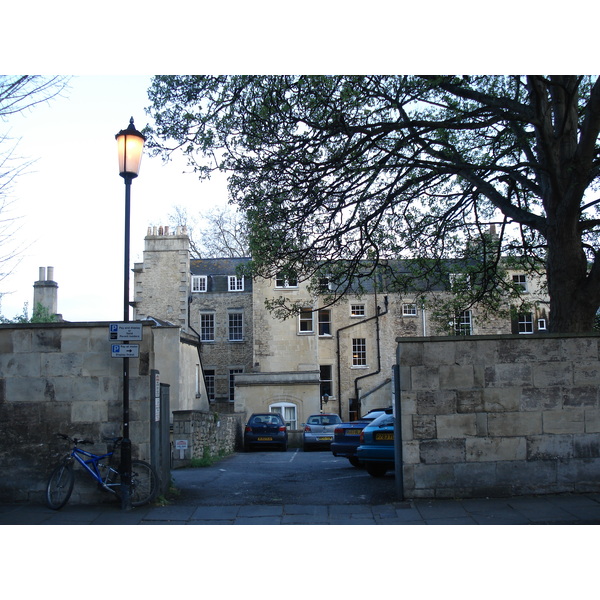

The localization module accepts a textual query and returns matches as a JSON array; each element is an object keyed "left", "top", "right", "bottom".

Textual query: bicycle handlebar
[{"left": 54, "top": 433, "right": 94, "bottom": 445}]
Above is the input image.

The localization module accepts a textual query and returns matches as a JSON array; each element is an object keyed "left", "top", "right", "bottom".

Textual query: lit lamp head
[{"left": 116, "top": 117, "right": 146, "bottom": 179}]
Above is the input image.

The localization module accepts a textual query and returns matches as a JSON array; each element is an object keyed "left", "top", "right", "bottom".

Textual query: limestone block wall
[
  {"left": 171, "top": 410, "right": 244, "bottom": 468},
  {"left": 399, "top": 334, "right": 600, "bottom": 498},
  {"left": 0, "top": 321, "right": 201, "bottom": 504}
]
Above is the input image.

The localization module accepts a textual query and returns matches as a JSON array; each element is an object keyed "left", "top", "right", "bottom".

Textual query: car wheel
[
  {"left": 303, "top": 444, "right": 311, "bottom": 452},
  {"left": 366, "top": 463, "right": 388, "bottom": 477},
  {"left": 349, "top": 457, "right": 360, "bottom": 467},
  {"left": 280, "top": 443, "right": 287, "bottom": 452}
]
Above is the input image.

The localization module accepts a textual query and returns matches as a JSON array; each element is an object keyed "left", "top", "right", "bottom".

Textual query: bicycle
[{"left": 45, "top": 433, "right": 158, "bottom": 510}]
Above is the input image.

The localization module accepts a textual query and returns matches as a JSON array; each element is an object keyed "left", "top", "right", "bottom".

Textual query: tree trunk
[{"left": 546, "top": 222, "right": 599, "bottom": 333}]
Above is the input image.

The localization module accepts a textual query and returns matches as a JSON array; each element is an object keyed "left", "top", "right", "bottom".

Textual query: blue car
[
  {"left": 357, "top": 412, "right": 395, "bottom": 477},
  {"left": 243, "top": 413, "right": 288, "bottom": 452},
  {"left": 331, "top": 408, "right": 392, "bottom": 466}
]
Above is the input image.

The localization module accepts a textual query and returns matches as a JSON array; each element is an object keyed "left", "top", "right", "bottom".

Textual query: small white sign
[
  {"left": 109, "top": 322, "right": 143, "bottom": 341},
  {"left": 111, "top": 344, "right": 140, "bottom": 358},
  {"left": 175, "top": 440, "right": 188, "bottom": 450}
]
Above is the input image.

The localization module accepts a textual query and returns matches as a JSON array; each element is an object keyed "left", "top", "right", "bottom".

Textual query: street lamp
[{"left": 115, "top": 117, "right": 145, "bottom": 510}]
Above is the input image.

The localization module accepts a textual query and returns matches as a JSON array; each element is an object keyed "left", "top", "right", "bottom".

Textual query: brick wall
[{"left": 399, "top": 334, "right": 600, "bottom": 498}]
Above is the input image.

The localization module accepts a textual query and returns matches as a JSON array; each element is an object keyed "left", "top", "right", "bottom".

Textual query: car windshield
[
  {"left": 251, "top": 415, "right": 281, "bottom": 425},
  {"left": 370, "top": 413, "right": 394, "bottom": 428},
  {"left": 307, "top": 415, "right": 342, "bottom": 425}
]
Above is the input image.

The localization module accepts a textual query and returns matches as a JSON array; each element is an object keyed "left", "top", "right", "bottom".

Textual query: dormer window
[
  {"left": 191, "top": 275, "right": 207, "bottom": 293},
  {"left": 228, "top": 276, "right": 244, "bottom": 292}
]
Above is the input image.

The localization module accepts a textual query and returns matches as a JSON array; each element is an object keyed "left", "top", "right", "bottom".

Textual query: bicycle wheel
[
  {"left": 130, "top": 460, "right": 158, "bottom": 507},
  {"left": 46, "top": 462, "right": 75, "bottom": 510}
]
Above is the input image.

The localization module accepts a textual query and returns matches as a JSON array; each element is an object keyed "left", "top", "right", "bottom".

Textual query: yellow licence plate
[
  {"left": 318, "top": 436, "right": 332, "bottom": 441},
  {"left": 374, "top": 432, "right": 394, "bottom": 441},
  {"left": 257, "top": 437, "right": 272, "bottom": 441},
  {"left": 347, "top": 430, "right": 361, "bottom": 435}
]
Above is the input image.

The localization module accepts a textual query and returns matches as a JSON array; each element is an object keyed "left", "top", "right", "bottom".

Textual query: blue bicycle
[{"left": 45, "top": 433, "right": 158, "bottom": 510}]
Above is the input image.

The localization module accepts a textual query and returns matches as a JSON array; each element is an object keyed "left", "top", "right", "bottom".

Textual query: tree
[
  {"left": 145, "top": 76, "right": 600, "bottom": 333},
  {"left": 0, "top": 76, "right": 69, "bottom": 294},
  {"left": 168, "top": 204, "right": 249, "bottom": 258}
]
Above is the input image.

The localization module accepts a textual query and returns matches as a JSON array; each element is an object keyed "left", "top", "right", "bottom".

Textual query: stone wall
[
  {"left": 0, "top": 321, "right": 201, "bottom": 504},
  {"left": 171, "top": 410, "right": 245, "bottom": 468},
  {"left": 398, "top": 334, "right": 600, "bottom": 498}
]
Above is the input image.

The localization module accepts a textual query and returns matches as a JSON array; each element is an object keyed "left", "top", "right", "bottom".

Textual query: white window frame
[
  {"left": 275, "top": 273, "right": 298, "bottom": 288},
  {"left": 228, "top": 311, "right": 244, "bottom": 341},
  {"left": 270, "top": 402, "right": 297, "bottom": 430},
  {"left": 518, "top": 312, "right": 534, "bottom": 334},
  {"left": 318, "top": 309, "right": 332, "bottom": 336},
  {"left": 228, "top": 276, "right": 244, "bottom": 292},
  {"left": 352, "top": 338, "right": 367, "bottom": 367},
  {"left": 204, "top": 369, "right": 215, "bottom": 401},
  {"left": 200, "top": 312, "right": 215, "bottom": 342},
  {"left": 454, "top": 310, "right": 472, "bottom": 335},
  {"left": 537, "top": 318, "right": 547, "bottom": 331},
  {"left": 403, "top": 303, "right": 417, "bottom": 316},
  {"left": 191, "top": 275, "right": 207, "bottom": 293},
  {"left": 449, "top": 273, "right": 472, "bottom": 290},
  {"left": 350, "top": 304, "right": 365, "bottom": 317},
  {"left": 299, "top": 308, "right": 314, "bottom": 333},
  {"left": 512, "top": 274, "right": 528, "bottom": 293}
]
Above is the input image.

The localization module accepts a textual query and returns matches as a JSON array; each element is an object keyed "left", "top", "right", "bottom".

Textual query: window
[
  {"left": 518, "top": 313, "right": 534, "bottom": 334},
  {"left": 537, "top": 318, "right": 547, "bottom": 331},
  {"left": 228, "top": 276, "right": 244, "bottom": 292},
  {"left": 191, "top": 275, "right": 207, "bottom": 293},
  {"left": 229, "top": 368, "right": 243, "bottom": 401},
  {"left": 228, "top": 312, "right": 244, "bottom": 341},
  {"left": 200, "top": 313, "right": 215, "bottom": 342},
  {"left": 318, "top": 309, "right": 331, "bottom": 336},
  {"left": 454, "top": 310, "right": 472, "bottom": 335},
  {"left": 270, "top": 402, "right": 297, "bottom": 429},
  {"left": 512, "top": 274, "right": 528, "bottom": 292},
  {"left": 352, "top": 338, "right": 367, "bottom": 367},
  {"left": 318, "top": 276, "right": 333, "bottom": 292},
  {"left": 299, "top": 309, "right": 314, "bottom": 333},
  {"left": 275, "top": 273, "right": 298, "bottom": 288},
  {"left": 320, "top": 365, "right": 333, "bottom": 399},
  {"left": 449, "top": 273, "right": 471, "bottom": 290},
  {"left": 403, "top": 303, "right": 417, "bottom": 316},
  {"left": 351, "top": 304, "right": 365, "bottom": 317},
  {"left": 204, "top": 369, "right": 215, "bottom": 401}
]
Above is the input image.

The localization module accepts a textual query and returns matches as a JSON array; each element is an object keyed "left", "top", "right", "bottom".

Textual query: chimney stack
[{"left": 33, "top": 266, "right": 58, "bottom": 317}]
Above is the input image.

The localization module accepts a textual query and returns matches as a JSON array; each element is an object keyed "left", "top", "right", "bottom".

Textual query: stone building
[{"left": 132, "top": 226, "right": 550, "bottom": 429}]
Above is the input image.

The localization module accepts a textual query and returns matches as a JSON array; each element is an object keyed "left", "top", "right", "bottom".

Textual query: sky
[{"left": 0, "top": 75, "right": 229, "bottom": 321}]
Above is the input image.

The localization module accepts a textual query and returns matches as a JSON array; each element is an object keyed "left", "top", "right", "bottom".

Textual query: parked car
[
  {"left": 356, "top": 412, "right": 395, "bottom": 477},
  {"left": 331, "top": 408, "right": 393, "bottom": 466},
  {"left": 303, "top": 413, "right": 342, "bottom": 451},
  {"left": 244, "top": 413, "right": 288, "bottom": 452}
]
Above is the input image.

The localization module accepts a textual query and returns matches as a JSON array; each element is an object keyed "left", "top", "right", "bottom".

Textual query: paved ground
[{"left": 2, "top": 491, "right": 600, "bottom": 525}]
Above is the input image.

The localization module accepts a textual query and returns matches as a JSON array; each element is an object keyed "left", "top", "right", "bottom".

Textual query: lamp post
[{"left": 115, "top": 117, "right": 145, "bottom": 510}]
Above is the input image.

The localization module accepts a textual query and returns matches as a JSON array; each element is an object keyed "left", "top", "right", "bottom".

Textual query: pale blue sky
[{"left": 1, "top": 75, "right": 228, "bottom": 321}]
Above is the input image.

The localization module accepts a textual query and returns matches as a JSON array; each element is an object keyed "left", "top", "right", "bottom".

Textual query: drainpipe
[
  {"left": 393, "top": 341, "right": 404, "bottom": 500},
  {"left": 336, "top": 295, "right": 388, "bottom": 419},
  {"left": 354, "top": 295, "right": 389, "bottom": 407}
]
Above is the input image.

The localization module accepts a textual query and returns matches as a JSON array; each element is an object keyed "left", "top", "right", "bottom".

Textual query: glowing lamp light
[{"left": 116, "top": 117, "right": 146, "bottom": 178}]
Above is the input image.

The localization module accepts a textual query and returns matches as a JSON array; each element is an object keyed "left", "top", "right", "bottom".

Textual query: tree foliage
[{"left": 145, "top": 75, "right": 600, "bottom": 333}]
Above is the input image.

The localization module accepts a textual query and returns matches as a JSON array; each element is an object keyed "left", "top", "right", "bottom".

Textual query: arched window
[{"left": 270, "top": 402, "right": 297, "bottom": 429}]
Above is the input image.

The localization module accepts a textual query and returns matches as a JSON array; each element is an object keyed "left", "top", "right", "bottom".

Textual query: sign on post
[
  {"left": 109, "top": 322, "right": 143, "bottom": 341},
  {"left": 111, "top": 344, "right": 139, "bottom": 358}
]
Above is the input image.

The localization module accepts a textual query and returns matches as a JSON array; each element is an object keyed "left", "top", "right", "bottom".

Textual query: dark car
[
  {"left": 331, "top": 408, "right": 393, "bottom": 466},
  {"left": 356, "top": 412, "right": 395, "bottom": 477},
  {"left": 243, "top": 413, "right": 288, "bottom": 452}
]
